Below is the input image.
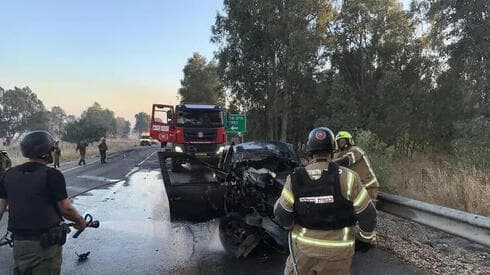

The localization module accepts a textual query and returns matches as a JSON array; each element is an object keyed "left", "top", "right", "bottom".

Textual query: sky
[
  {"left": 0, "top": 0, "right": 223, "bottom": 124},
  {"left": 0, "top": 0, "right": 411, "bottom": 125}
]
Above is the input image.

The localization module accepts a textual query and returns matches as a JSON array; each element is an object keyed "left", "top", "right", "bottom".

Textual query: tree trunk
[{"left": 280, "top": 92, "right": 289, "bottom": 142}]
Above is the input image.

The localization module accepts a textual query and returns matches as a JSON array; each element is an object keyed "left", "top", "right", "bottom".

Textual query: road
[{"left": 0, "top": 147, "right": 422, "bottom": 274}]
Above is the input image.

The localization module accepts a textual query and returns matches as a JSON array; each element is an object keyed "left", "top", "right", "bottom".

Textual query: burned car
[{"left": 158, "top": 141, "right": 299, "bottom": 258}]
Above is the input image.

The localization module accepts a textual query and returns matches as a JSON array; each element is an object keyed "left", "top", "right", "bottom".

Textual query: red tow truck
[{"left": 150, "top": 103, "right": 226, "bottom": 171}]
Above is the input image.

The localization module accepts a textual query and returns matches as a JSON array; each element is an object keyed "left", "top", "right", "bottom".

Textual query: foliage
[
  {"left": 212, "top": 0, "right": 333, "bottom": 141},
  {"left": 115, "top": 117, "right": 131, "bottom": 138},
  {"left": 178, "top": 53, "right": 224, "bottom": 105},
  {"left": 210, "top": 0, "right": 487, "bottom": 165},
  {"left": 451, "top": 116, "right": 490, "bottom": 170},
  {"left": 48, "top": 106, "right": 67, "bottom": 137},
  {"left": 62, "top": 103, "right": 116, "bottom": 143},
  {"left": 133, "top": 112, "right": 150, "bottom": 135},
  {"left": 355, "top": 130, "right": 395, "bottom": 189},
  {"left": 0, "top": 86, "right": 49, "bottom": 144}
]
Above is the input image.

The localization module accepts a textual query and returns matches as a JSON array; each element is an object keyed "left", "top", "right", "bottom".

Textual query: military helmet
[
  {"left": 306, "top": 127, "right": 337, "bottom": 154},
  {"left": 20, "top": 130, "right": 56, "bottom": 159},
  {"left": 335, "top": 131, "right": 354, "bottom": 145}
]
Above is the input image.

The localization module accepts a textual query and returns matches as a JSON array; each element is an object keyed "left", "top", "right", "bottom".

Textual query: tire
[{"left": 219, "top": 214, "right": 260, "bottom": 258}]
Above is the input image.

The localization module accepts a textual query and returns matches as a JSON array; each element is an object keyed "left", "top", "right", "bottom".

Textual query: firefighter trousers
[{"left": 284, "top": 252, "right": 352, "bottom": 275}]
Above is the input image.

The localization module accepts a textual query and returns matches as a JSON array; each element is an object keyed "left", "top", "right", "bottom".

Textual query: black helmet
[
  {"left": 20, "top": 130, "right": 55, "bottom": 160},
  {"left": 306, "top": 127, "right": 337, "bottom": 154}
]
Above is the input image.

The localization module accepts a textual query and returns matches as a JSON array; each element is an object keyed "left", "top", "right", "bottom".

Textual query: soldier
[
  {"left": 0, "top": 130, "right": 86, "bottom": 275},
  {"left": 274, "top": 127, "right": 377, "bottom": 275},
  {"left": 53, "top": 141, "right": 61, "bottom": 168},
  {"left": 98, "top": 138, "right": 108, "bottom": 164},
  {"left": 0, "top": 150, "right": 12, "bottom": 173},
  {"left": 334, "top": 131, "right": 379, "bottom": 200},
  {"left": 76, "top": 140, "right": 88, "bottom": 165}
]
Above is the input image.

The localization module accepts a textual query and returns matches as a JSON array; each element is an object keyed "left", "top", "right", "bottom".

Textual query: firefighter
[
  {"left": 0, "top": 130, "right": 86, "bottom": 275},
  {"left": 98, "top": 138, "right": 108, "bottom": 164},
  {"left": 53, "top": 141, "right": 61, "bottom": 168},
  {"left": 76, "top": 140, "right": 88, "bottom": 165},
  {"left": 333, "top": 131, "right": 379, "bottom": 200},
  {"left": 274, "top": 127, "right": 377, "bottom": 275},
  {"left": 0, "top": 150, "right": 12, "bottom": 173}
]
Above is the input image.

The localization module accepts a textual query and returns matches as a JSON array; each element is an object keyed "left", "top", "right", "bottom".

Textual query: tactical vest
[
  {"left": 3, "top": 165, "right": 62, "bottom": 233},
  {"left": 291, "top": 162, "right": 356, "bottom": 230}
]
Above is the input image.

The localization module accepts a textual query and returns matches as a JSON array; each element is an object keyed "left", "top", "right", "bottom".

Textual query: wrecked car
[{"left": 158, "top": 141, "right": 299, "bottom": 258}]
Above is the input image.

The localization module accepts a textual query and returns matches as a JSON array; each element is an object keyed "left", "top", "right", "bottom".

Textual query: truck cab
[{"left": 150, "top": 103, "right": 226, "bottom": 171}]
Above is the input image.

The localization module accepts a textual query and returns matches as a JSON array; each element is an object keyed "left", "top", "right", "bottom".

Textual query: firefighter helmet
[
  {"left": 20, "top": 130, "right": 55, "bottom": 161},
  {"left": 335, "top": 131, "right": 354, "bottom": 145},
  {"left": 306, "top": 127, "right": 337, "bottom": 154}
]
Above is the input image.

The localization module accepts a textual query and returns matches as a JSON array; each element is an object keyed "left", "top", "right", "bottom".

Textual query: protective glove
[{"left": 355, "top": 240, "right": 374, "bottom": 252}]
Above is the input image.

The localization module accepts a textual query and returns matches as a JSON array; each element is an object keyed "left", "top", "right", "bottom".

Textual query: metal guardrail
[{"left": 377, "top": 192, "right": 490, "bottom": 247}]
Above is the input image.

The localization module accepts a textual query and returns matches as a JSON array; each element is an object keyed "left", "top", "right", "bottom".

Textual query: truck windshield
[{"left": 177, "top": 109, "right": 223, "bottom": 128}]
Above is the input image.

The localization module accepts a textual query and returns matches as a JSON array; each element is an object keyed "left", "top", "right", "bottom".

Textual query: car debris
[{"left": 158, "top": 141, "right": 299, "bottom": 258}]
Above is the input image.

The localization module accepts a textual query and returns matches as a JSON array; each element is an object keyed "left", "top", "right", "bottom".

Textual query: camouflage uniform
[
  {"left": 98, "top": 140, "right": 108, "bottom": 164},
  {"left": 0, "top": 150, "right": 12, "bottom": 173},
  {"left": 53, "top": 142, "right": 61, "bottom": 168},
  {"left": 76, "top": 142, "right": 88, "bottom": 165}
]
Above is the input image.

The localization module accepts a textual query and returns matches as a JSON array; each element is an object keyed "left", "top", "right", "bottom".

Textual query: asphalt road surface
[{"left": 0, "top": 147, "right": 423, "bottom": 274}]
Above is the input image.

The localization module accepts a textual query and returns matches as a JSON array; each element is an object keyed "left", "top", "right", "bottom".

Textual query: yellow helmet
[{"left": 335, "top": 131, "right": 354, "bottom": 144}]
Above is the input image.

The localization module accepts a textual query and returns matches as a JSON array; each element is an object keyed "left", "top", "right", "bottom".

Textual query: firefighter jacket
[
  {"left": 274, "top": 158, "right": 377, "bottom": 261},
  {"left": 334, "top": 145, "right": 379, "bottom": 200}
]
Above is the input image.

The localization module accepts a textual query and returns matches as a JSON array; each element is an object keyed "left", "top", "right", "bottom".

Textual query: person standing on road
[
  {"left": 98, "top": 138, "right": 108, "bottom": 164},
  {"left": 0, "top": 130, "right": 86, "bottom": 275},
  {"left": 274, "top": 127, "right": 377, "bottom": 275},
  {"left": 76, "top": 140, "right": 88, "bottom": 165},
  {"left": 0, "top": 150, "right": 12, "bottom": 173},
  {"left": 333, "top": 131, "right": 379, "bottom": 200},
  {"left": 53, "top": 141, "right": 61, "bottom": 169}
]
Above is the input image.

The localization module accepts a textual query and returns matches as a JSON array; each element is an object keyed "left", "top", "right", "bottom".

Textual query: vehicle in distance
[{"left": 139, "top": 133, "right": 152, "bottom": 146}]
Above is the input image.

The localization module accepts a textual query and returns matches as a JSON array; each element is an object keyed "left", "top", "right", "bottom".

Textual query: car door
[
  {"left": 158, "top": 151, "right": 227, "bottom": 222},
  {"left": 150, "top": 104, "right": 176, "bottom": 144}
]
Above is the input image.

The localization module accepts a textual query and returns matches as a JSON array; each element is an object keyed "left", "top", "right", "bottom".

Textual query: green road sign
[{"left": 225, "top": 114, "right": 246, "bottom": 133}]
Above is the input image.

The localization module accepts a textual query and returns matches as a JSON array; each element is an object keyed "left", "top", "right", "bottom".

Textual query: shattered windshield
[{"left": 234, "top": 141, "right": 297, "bottom": 161}]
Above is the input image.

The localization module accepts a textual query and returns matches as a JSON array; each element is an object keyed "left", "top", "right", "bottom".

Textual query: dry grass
[
  {"left": 387, "top": 155, "right": 490, "bottom": 216},
  {"left": 1, "top": 138, "right": 138, "bottom": 166}
]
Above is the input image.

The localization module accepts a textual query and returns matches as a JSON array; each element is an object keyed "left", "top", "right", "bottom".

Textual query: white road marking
[
  {"left": 136, "top": 150, "right": 159, "bottom": 167},
  {"left": 61, "top": 160, "right": 99, "bottom": 173},
  {"left": 77, "top": 175, "right": 121, "bottom": 183}
]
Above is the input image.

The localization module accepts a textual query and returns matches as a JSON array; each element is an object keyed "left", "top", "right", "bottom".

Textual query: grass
[
  {"left": 355, "top": 130, "right": 489, "bottom": 216},
  {"left": 1, "top": 138, "right": 138, "bottom": 166},
  {"left": 386, "top": 155, "right": 490, "bottom": 216}
]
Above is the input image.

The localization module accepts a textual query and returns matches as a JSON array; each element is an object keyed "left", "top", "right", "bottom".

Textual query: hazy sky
[
  {"left": 0, "top": 0, "right": 222, "bottom": 123},
  {"left": 1, "top": 0, "right": 411, "bottom": 124}
]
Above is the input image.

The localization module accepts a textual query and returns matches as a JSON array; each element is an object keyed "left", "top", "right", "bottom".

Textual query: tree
[
  {"left": 212, "top": 0, "right": 334, "bottom": 141},
  {"left": 134, "top": 112, "right": 150, "bottom": 135},
  {"left": 115, "top": 117, "right": 131, "bottom": 138},
  {"left": 62, "top": 103, "right": 116, "bottom": 143},
  {"left": 178, "top": 53, "right": 224, "bottom": 105},
  {"left": 49, "top": 106, "right": 67, "bottom": 137},
  {"left": 0, "top": 86, "right": 49, "bottom": 144}
]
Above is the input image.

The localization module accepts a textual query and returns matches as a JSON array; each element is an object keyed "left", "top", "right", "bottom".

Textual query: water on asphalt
[{"left": 0, "top": 148, "right": 423, "bottom": 274}]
